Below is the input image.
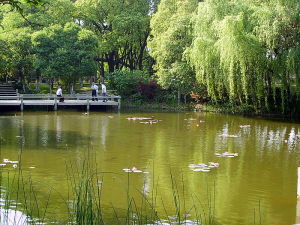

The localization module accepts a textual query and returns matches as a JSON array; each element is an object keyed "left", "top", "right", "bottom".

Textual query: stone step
[
  {"left": 0, "top": 93, "right": 17, "bottom": 96},
  {"left": 0, "top": 84, "right": 17, "bottom": 96},
  {"left": 0, "top": 89, "right": 17, "bottom": 91}
]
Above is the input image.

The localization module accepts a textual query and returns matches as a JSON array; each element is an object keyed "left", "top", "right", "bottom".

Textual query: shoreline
[{"left": 122, "top": 101, "right": 300, "bottom": 122}]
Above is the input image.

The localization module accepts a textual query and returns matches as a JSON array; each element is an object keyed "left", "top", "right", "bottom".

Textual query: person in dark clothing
[{"left": 91, "top": 82, "right": 98, "bottom": 101}]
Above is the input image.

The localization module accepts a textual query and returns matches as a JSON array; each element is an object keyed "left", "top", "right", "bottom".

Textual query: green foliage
[
  {"left": 148, "top": 0, "right": 300, "bottom": 113},
  {"left": 148, "top": 0, "right": 198, "bottom": 94},
  {"left": 75, "top": 0, "right": 153, "bottom": 72},
  {"left": 0, "top": 0, "right": 78, "bottom": 85},
  {"left": 1, "top": 0, "right": 300, "bottom": 112},
  {"left": 185, "top": 0, "right": 300, "bottom": 113},
  {"left": 0, "top": 0, "right": 43, "bottom": 11},
  {"left": 0, "top": 23, "right": 34, "bottom": 84},
  {"left": 106, "top": 70, "right": 150, "bottom": 97},
  {"left": 32, "top": 23, "right": 98, "bottom": 88},
  {"left": 23, "top": 0, "right": 75, "bottom": 27}
]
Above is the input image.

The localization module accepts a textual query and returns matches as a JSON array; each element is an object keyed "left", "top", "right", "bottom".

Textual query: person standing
[
  {"left": 91, "top": 82, "right": 98, "bottom": 101},
  {"left": 101, "top": 82, "right": 107, "bottom": 102},
  {"left": 56, "top": 86, "right": 64, "bottom": 102}
]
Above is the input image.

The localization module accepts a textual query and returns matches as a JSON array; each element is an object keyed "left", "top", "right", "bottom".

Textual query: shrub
[
  {"left": 106, "top": 70, "right": 150, "bottom": 97},
  {"left": 136, "top": 80, "right": 162, "bottom": 101},
  {"left": 107, "top": 70, "right": 163, "bottom": 102}
]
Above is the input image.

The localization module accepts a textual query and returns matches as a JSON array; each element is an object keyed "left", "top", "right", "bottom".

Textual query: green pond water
[{"left": 0, "top": 111, "right": 299, "bottom": 225}]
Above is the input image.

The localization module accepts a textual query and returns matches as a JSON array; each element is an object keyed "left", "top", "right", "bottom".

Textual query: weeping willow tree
[{"left": 186, "top": 0, "right": 300, "bottom": 113}]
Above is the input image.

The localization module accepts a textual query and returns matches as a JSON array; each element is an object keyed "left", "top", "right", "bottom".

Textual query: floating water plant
[
  {"left": 3, "top": 159, "right": 19, "bottom": 164},
  {"left": 140, "top": 120, "right": 158, "bottom": 124},
  {"left": 240, "top": 125, "right": 251, "bottom": 128},
  {"left": 215, "top": 152, "right": 239, "bottom": 158},
  {"left": 123, "top": 167, "right": 149, "bottom": 173},
  {"left": 127, "top": 117, "right": 152, "bottom": 121},
  {"left": 188, "top": 162, "right": 220, "bottom": 172},
  {"left": 218, "top": 134, "right": 239, "bottom": 138}
]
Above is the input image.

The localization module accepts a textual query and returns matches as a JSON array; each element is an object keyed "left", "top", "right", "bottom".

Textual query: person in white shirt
[
  {"left": 101, "top": 83, "right": 107, "bottom": 102},
  {"left": 91, "top": 82, "right": 98, "bottom": 101},
  {"left": 56, "top": 86, "right": 64, "bottom": 102}
]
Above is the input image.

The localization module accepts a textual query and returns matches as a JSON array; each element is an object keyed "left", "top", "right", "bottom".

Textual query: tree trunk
[
  {"left": 100, "top": 61, "right": 105, "bottom": 83},
  {"left": 35, "top": 78, "right": 40, "bottom": 92},
  {"left": 18, "top": 69, "right": 26, "bottom": 92},
  {"left": 107, "top": 52, "right": 116, "bottom": 73},
  {"left": 71, "top": 84, "right": 73, "bottom": 94},
  {"left": 49, "top": 79, "right": 52, "bottom": 94}
]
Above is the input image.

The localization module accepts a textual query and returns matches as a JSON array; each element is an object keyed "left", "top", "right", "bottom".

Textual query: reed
[
  {"left": 0, "top": 136, "right": 52, "bottom": 225},
  {"left": 0, "top": 145, "right": 221, "bottom": 225}
]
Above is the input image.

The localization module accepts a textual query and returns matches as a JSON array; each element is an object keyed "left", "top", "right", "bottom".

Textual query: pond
[{"left": 0, "top": 111, "right": 298, "bottom": 225}]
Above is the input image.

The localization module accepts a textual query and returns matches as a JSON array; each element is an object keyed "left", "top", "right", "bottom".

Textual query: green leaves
[
  {"left": 32, "top": 23, "right": 98, "bottom": 86},
  {"left": 75, "top": 0, "right": 152, "bottom": 72},
  {"left": 148, "top": 0, "right": 198, "bottom": 93},
  {"left": 185, "top": 0, "right": 300, "bottom": 111},
  {"left": 150, "top": 0, "right": 300, "bottom": 112}
]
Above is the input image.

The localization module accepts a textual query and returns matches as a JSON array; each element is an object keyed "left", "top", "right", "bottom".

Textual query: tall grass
[
  {"left": 0, "top": 136, "right": 53, "bottom": 225},
  {"left": 65, "top": 157, "right": 218, "bottom": 225},
  {"left": 0, "top": 166, "right": 219, "bottom": 225},
  {"left": 0, "top": 138, "right": 220, "bottom": 225},
  {"left": 67, "top": 158, "right": 104, "bottom": 225}
]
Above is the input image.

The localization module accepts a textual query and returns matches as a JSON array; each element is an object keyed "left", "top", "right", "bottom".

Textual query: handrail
[
  {"left": 0, "top": 94, "right": 121, "bottom": 111},
  {"left": 0, "top": 94, "right": 121, "bottom": 100}
]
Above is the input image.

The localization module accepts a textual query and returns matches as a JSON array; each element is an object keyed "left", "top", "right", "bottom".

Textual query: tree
[
  {"left": 186, "top": 0, "right": 300, "bottom": 113},
  {"left": 75, "top": 0, "right": 152, "bottom": 74},
  {"left": 32, "top": 23, "right": 98, "bottom": 92},
  {"left": 0, "top": 0, "right": 43, "bottom": 10},
  {"left": 0, "top": 0, "right": 82, "bottom": 91},
  {"left": 0, "top": 39, "right": 11, "bottom": 80},
  {"left": 148, "top": 0, "right": 198, "bottom": 101},
  {"left": 0, "top": 10, "right": 34, "bottom": 90}
]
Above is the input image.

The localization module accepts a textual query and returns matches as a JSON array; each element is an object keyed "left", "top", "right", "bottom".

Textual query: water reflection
[{"left": 0, "top": 112, "right": 298, "bottom": 224}]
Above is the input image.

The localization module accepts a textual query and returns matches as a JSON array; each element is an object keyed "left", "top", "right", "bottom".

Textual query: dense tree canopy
[
  {"left": 1, "top": 0, "right": 300, "bottom": 113},
  {"left": 148, "top": 0, "right": 300, "bottom": 112},
  {"left": 186, "top": 0, "right": 300, "bottom": 112},
  {"left": 0, "top": 0, "right": 44, "bottom": 16},
  {"left": 32, "top": 23, "right": 98, "bottom": 90},
  {"left": 0, "top": 0, "right": 43, "bottom": 8},
  {"left": 0, "top": 0, "right": 157, "bottom": 92},
  {"left": 0, "top": 11, "right": 34, "bottom": 89},
  {"left": 75, "top": 0, "right": 153, "bottom": 73},
  {"left": 0, "top": 0, "right": 98, "bottom": 92},
  {"left": 148, "top": 0, "right": 198, "bottom": 95}
]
